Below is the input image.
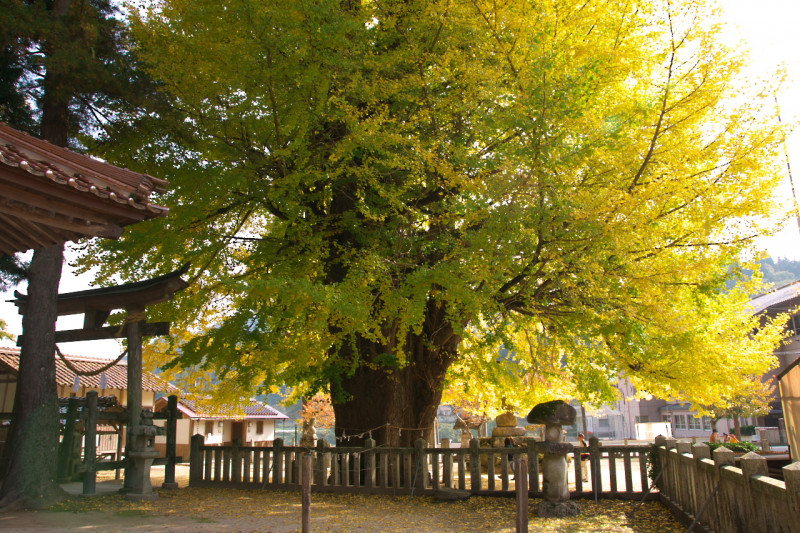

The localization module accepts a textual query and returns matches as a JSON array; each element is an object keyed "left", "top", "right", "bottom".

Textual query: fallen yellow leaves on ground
[{"left": 49, "top": 487, "right": 683, "bottom": 532}]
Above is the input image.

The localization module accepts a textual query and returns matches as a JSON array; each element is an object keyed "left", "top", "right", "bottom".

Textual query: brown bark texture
[
  {"left": 331, "top": 300, "right": 460, "bottom": 448},
  {"left": 0, "top": 10, "right": 73, "bottom": 506},
  {"left": 0, "top": 244, "right": 66, "bottom": 509}
]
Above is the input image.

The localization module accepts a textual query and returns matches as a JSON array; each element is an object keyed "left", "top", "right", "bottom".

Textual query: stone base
[
  {"left": 161, "top": 482, "right": 179, "bottom": 490},
  {"left": 537, "top": 500, "right": 580, "bottom": 518}
]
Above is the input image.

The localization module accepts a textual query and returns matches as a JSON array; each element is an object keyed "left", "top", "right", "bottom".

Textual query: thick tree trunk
[
  {"left": 0, "top": 244, "right": 65, "bottom": 509},
  {"left": 732, "top": 413, "right": 742, "bottom": 441},
  {"left": 331, "top": 300, "right": 460, "bottom": 448},
  {"left": 0, "top": 6, "right": 72, "bottom": 505}
]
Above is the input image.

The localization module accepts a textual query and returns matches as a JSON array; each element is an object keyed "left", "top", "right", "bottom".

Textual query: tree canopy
[{"left": 84, "top": 0, "right": 788, "bottom": 442}]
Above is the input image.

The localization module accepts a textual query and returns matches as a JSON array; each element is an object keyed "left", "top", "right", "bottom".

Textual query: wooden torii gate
[{"left": 13, "top": 265, "right": 188, "bottom": 500}]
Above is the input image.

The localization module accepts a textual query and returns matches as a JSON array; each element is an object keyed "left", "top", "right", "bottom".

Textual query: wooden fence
[
  {"left": 188, "top": 434, "right": 654, "bottom": 500},
  {"left": 654, "top": 436, "right": 800, "bottom": 533}
]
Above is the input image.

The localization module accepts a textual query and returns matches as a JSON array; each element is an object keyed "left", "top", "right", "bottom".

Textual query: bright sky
[
  {"left": 2, "top": 1, "right": 800, "bottom": 358},
  {"left": 722, "top": 0, "right": 800, "bottom": 260}
]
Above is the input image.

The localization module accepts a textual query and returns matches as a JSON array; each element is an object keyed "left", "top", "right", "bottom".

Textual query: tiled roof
[
  {"left": 747, "top": 280, "right": 800, "bottom": 315},
  {"left": 0, "top": 123, "right": 168, "bottom": 211},
  {"left": 173, "top": 398, "right": 288, "bottom": 420},
  {"left": 0, "top": 122, "right": 169, "bottom": 255},
  {"left": 0, "top": 347, "right": 179, "bottom": 393}
]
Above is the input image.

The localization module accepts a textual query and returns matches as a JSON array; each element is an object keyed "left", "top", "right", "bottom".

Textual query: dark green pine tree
[{"left": 0, "top": 0, "right": 155, "bottom": 510}]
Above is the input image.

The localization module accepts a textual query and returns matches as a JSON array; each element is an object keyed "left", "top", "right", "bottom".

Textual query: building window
[
  {"left": 688, "top": 417, "right": 701, "bottom": 430},
  {"left": 205, "top": 420, "right": 214, "bottom": 435},
  {"left": 702, "top": 417, "right": 712, "bottom": 430},
  {"left": 662, "top": 415, "right": 671, "bottom": 423},
  {"left": 674, "top": 415, "right": 686, "bottom": 430},
  {"left": 635, "top": 416, "right": 649, "bottom": 424}
]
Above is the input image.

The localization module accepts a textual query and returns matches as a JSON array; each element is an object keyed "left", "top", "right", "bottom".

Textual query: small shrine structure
[
  {"left": 0, "top": 121, "right": 176, "bottom": 502},
  {"left": 12, "top": 266, "right": 189, "bottom": 499}
]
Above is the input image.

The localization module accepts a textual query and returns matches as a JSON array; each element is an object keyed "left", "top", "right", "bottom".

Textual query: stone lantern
[{"left": 527, "top": 400, "right": 580, "bottom": 517}]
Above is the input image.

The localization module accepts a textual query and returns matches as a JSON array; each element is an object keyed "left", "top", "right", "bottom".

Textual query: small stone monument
[
  {"left": 527, "top": 400, "right": 580, "bottom": 517},
  {"left": 454, "top": 416, "right": 473, "bottom": 448},
  {"left": 300, "top": 417, "right": 317, "bottom": 447},
  {"left": 491, "top": 411, "right": 526, "bottom": 446}
]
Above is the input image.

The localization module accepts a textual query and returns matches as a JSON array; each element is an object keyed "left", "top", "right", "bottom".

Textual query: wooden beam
[
  {"left": 16, "top": 321, "right": 170, "bottom": 344},
  {"left": 0, "top": 213, "right": 54, "bottom": 250},
  {"left": 14, "top": 269, "right": 189, "bottom": 316},
  {"left": 0, "top": 180, "right": 126, "bottom": 226},
  {"left": 84, "top": 309, "right": 112, "bottom": 329},
  {"left": 0, "top": 170, "right": 149, "bottom": 222},
  {"left": 0, "top": 200, "right": 123, "bottom": 239}
]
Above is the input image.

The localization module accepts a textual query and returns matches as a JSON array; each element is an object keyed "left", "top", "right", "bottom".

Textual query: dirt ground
[{"left": 0, "top": 466, "right": 683, "bottom": 532}]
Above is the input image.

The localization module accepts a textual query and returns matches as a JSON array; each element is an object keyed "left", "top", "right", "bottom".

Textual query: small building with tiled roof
[
  {"left": 0, "top": 347, "right": 178, "bottom": 414},
  {"left": 153, "top": 396, "right": 288, "bottom": 458}
]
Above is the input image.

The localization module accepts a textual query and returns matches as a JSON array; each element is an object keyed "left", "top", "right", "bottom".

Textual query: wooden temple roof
[
  {"left": 0, "top": 122, "right": 169, "bottom": 255},
  {"left": 11, "top": 264, "right": 190, "bottom": 317},
  {"left": 0, "top": 347, "right": 179, "bottom": 393}
]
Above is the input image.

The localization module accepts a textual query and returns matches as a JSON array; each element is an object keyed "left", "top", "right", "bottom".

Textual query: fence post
[
  {"left": 739, "top": 452, "right": 769, "bottom": 532},
  {"left": 82, "top": 391, "right": 98, "bottom": 496},
  {"left": 676, "top": 441, "right": 691, "bottom": 455},
  {"left": 190, "top": 433, "right": 204, "bottom": 485},
  {"left": 231, "top": 438, "right": 242, "bottom": 483},
  {"left": 274, "top": 438, "right": 284, "bottom": 485},
  {"left": 314, "top": 439, "right": 327, "bottom": 486},
  {"left": 470, "top": 438, "right": 481, "bottom": 492},
  {"left": 712, "top": 446, "right": 735, "bottom": 532},
  {"left": 589, "top": 435, "right": 601, "bottom": 497},
  {"left": 365, "top": 438, "right": 376, "bottom": 489},
  {"left": 302, "top": 452, "right": 312, "bottom": 533},
  {"left": 783, "top": 462, "right": 800, "bottom": 517},
  {"left": 693, "top": 443, "right": 710, "bottom": 461},
  {"left": 163, "top": 394, "right": 178, "bottom": 489},
  {"left": 441, "top": 438, "right": 452, "bottom": 489},
  {"left": 653, "top": 435, "right": 666, "bottom": 491},
  {"left": 414, "top": 438, "right": 427, "bottom": 493},
  {"left": 757, "top": 429, "right": 769, "bottom": 452},
  {"left": 515, "top": 455, "right": 529, "bottom": 533}
]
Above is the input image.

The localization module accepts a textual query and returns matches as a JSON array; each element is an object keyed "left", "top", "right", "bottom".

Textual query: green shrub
[
  {"left": 740, "top": 425, "right": 756, "bottom": 437},
  {"left": 704, "top": 441, "right": 759, "bottom": 453}
]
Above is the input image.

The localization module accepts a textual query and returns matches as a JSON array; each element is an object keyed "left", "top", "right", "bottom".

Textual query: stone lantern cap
[{"left": 526, "top": 400, "right": 576, "bottom": 426}]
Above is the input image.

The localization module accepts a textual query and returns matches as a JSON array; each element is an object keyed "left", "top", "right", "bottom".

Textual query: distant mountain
[{"left": 759, "top": 257, "right": 800, "bottom": 288}]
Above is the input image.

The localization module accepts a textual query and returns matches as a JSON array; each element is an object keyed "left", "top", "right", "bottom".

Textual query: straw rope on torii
[{"left": 53, "top": 311, "right": 147, "bottom": 377}]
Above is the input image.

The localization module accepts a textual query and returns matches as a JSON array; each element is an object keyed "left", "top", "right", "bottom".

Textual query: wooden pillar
[
  {"left": 302, "top": 452, "right": 312, "bottom": 533},
  {"left": 162, "top": 395, "right": 178, "bottom": 489},
  {"left": 189, "top": 433, "right": 204, "bottom": 486},
  {"left": 82, "top": 391, "right": 98, "bottom": 495},
  {"left": 123, "top": 306, "right": 144, "bottom": 489},
  {"left": 515, "top": 455, "right": 529, "bottom": 533},
  {"left": 364, "top": 438, "right": 375, "bottom": 489},
  {"left": 470, "top": 438, "right": 481, "bottom": 492}
]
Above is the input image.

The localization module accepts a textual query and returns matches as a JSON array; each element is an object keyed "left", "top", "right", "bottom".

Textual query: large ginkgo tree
[{"left": 85, "top": 0, "right": 788, "bottom": 445}]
